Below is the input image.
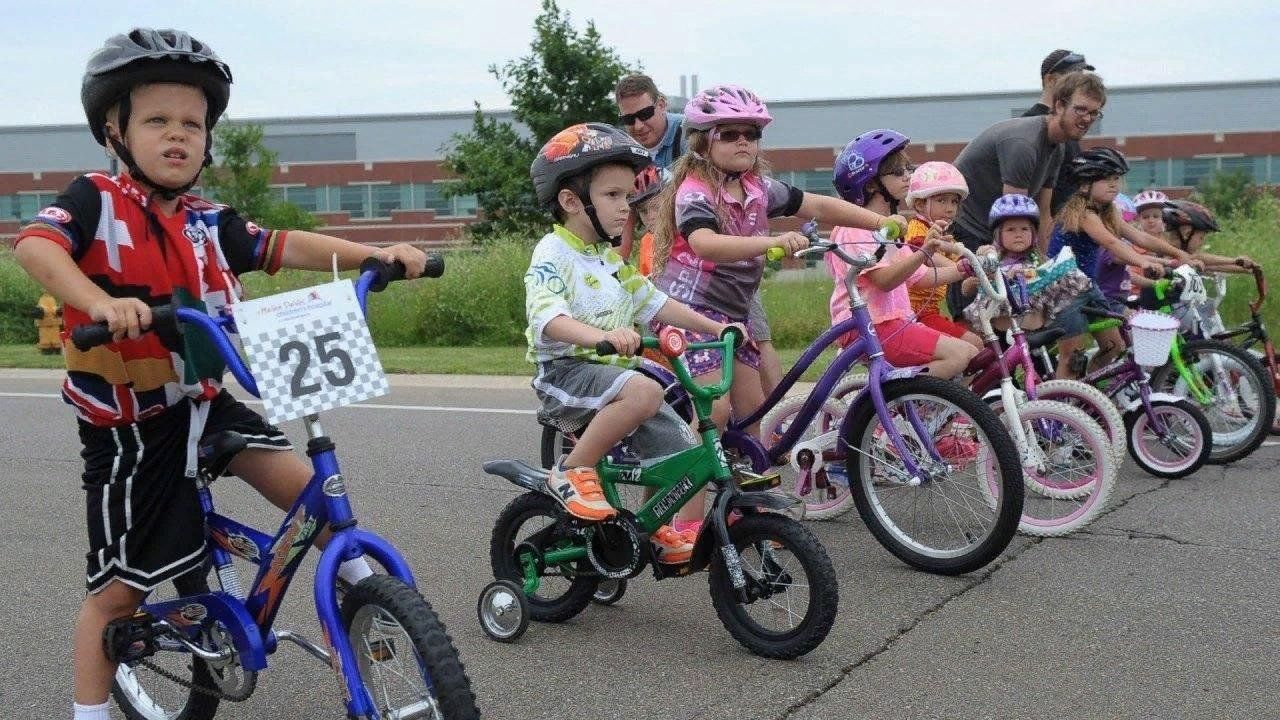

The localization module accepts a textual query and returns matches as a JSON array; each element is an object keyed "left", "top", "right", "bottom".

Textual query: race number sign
[{"left": 234, "top": 280, "right": 389, "bottom": 424}]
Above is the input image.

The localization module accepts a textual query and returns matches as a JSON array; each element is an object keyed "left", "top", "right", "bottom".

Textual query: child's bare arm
[
  {"left": 15, "top": 236, "right": 152, "bottom": 338},
  {"left": 543, "top": 316, "right": 642, "bottom": 356},
  {"left": 280, "top": 231, "right": 427, "bottom": 277}
]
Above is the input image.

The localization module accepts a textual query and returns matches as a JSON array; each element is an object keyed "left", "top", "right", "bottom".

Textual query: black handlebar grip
[
  {"left": 70, "top": 323, "right": 116, "bottom": 352},
  {"left": 70, "top": 305, "right": 176, "bottom": 352},
  {"left": 595, "top": 340, "right": 618, "bottom": 356},
  {"left": 359, "top": 257, "right": 407, "bottom": 292},
  {"left": 424, "top": 252, "right": 445, "bottom": 278}
]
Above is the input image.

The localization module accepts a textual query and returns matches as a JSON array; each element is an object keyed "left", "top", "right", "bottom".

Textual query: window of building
[
  {"left": 371, "top": 183, "right": 402, "bottom": 218},
  {"left": 339, "top": 184, "right": 371, "bottom": 218}
]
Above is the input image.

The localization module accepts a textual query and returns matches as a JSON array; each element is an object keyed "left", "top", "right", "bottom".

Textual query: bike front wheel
[
  {"left": 341, "top": 574, "right": 480, "bottom": 720},
  {"left": 1125, "top": 399, "right": 1212, "bottom": 479},
  {"left": 707, "top": 513, "right": 838, "bottom": 659},
  {"left": 1150, "top": 339, "right": 1275, "bottom": 464},
  {"left": 845, "top": 375, "right": 1024, "bottom": 575}
]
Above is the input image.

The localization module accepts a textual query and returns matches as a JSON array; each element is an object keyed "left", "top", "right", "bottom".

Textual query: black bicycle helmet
[
  {"left": 1067, "top": 146, "right": 1130, "bottom": 183},
  {"left": 81, "top": 28, "right": 233, "bottom": 199},
  {"left": 531, "top": 123, "right": 652, "bottom": 244},
  {"left": 1164, "top": 200, "right": 1219, "bottom": 233}
]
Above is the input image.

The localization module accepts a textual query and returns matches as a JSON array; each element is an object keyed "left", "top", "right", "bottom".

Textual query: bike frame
[
  {"left": 1077, "top": 316, "right": 1171, "bottom": 433},
  {"left": 136, "top": 272, "right": 415, "bottom": 718},
  {"left": 1207, "top": 267, "right": 1280, "bottom": 394},
  {"left": 723, "top": 240, "right": 940, "bottom": 485}
]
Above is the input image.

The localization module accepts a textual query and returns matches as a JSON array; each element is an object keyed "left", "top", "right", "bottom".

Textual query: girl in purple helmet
[
  {"left": 649, "top": 86, "right": 903, "bottom": 431},
  {"left": 825, "top": 131, "right": 980, "bottom": 378}
]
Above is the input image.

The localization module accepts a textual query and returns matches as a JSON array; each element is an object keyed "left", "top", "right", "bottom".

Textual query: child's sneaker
[
  {"left": 672, "top": 518, "right": 702, "bottom": 543},
  {"left": 650, "top": 525, "right": 694, "bottom": 564},
  {"left": 546, "top": 465, "right": 617, "bottom": 521}
]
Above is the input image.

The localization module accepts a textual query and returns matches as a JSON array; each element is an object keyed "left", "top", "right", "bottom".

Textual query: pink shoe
[
  {"left": 672, "top": 519, "right": 701, "bottom": 543},
  {"left": 935, "top": 435, "right": 979, "bottom": 466}
]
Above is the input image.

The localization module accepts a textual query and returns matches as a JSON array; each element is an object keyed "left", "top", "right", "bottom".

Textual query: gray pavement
[{"left": 1, "top": 371, "right": 1277, "bottom": 719}]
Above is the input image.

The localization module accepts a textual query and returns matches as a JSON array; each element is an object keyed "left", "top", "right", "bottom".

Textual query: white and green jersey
[{"left": 525, "top": 225, "right": 668, "bottom": 367}]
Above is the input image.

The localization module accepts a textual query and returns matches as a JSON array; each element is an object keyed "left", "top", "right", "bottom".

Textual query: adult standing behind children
[
  {"left": 615, "top": 74, "right": 684, "bottom": 170},
  {"left": 1022, "top": 49, "right": 1096, "bottom": 216}
]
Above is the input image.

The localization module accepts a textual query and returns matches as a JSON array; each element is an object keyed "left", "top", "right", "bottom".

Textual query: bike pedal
[
  {"left": 736, "top": 469, "right": 782, "bottom": 491},
  {"left": 103, "top": 612, "right": 161, "bottom": 664}
]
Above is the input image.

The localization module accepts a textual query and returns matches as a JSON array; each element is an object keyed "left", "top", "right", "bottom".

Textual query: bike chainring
[{"left": 583, "top": 514, "right": 647, "bottom": 579}]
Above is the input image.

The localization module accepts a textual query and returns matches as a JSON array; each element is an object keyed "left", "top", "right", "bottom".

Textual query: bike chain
[{"left": 136, "top": 657, "right": 256, "bottom": 702}]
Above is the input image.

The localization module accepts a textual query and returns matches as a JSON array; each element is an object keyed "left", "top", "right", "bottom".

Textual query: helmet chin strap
[
  {"left": 107, "top": 94, "right": 212, "bottom": 202},
  {"left": 582, "top": 202, "right": 621, "bottom": 246}
]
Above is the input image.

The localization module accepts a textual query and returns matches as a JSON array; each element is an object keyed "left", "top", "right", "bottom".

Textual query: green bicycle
[
  {"left": 1141, "top": 266, "right": 1275, "bottom": 464},
  {"left": 477, "top": 328, "right": 839, "bottom": 659}
]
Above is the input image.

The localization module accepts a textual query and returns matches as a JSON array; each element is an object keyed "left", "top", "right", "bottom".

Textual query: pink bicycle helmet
[
  {"left": 1132, "top": 189, "right": 1172, "bottom": 212},
  {"left": 904, "top": 161, "right": 969, "bottom": 206},
  {"left": 683, "top": 84, "right": 772, "bottom": 131}
]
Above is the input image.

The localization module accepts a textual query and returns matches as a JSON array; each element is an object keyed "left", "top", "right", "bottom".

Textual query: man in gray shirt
[{"left": 953, "top": 71, "right": 1107, "bottom": 254}]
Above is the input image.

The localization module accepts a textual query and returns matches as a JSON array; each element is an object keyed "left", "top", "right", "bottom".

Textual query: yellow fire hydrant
[{"left": 31, "top": 293, "right": 63, "bottom": 354}]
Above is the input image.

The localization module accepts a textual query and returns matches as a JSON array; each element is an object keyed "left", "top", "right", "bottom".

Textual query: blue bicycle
[{"left": 71, "top": 257, "right": 479, "bottom": 720}]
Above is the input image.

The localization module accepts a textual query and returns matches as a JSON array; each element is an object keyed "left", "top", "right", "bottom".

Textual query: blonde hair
[
  {"left": 1057, "top": 182, "right": 1122, "bottom": 237},
  {"left": 650, "top": 129, "right": 772, "bottom": 277}
]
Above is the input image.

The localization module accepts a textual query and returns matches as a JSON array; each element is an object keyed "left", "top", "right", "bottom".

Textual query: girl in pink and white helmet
[
  {"left": 648, "top": 83, "right": 905, "bottom": 431},
  {"left": 900, "top": 161, "right": 983, "bottom": 349},
  {"left": 1132, "top": 188, "right": 1172, "bottom": 236}
]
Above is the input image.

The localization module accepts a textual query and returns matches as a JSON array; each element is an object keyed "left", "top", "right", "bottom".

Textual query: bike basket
[{"left": 1127, "top": 311, "right": 1181, "bottom": 366}]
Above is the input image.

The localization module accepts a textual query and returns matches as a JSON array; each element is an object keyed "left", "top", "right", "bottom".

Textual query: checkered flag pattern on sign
[{"left": 244, "top": 309, "right": 389, "bottom": 425}]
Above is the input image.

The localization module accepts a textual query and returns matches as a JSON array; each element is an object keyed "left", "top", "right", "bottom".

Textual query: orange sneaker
[
  {"left": 650, "top": 525, "right": 694, "bottom": 564},
  {"left": 546, "top": 465, "right": 617, "bottom": 521}
]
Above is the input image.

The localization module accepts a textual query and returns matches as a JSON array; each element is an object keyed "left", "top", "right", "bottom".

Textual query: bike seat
[
  {"left": 198, "top": 431, "right": 248, "bottom": 479},
  {"left": 1024, "top": 327, "right": 1067, "bottom": 350}
]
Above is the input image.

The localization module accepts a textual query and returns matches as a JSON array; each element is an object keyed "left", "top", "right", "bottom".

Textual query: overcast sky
[{"left": 3, "top": 0, "right": 1277, "bottom": 127}]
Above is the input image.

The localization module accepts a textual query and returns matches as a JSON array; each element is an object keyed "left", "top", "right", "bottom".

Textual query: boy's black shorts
[{"left": 78, "top": 390, "right": 291, "bottom": 594}]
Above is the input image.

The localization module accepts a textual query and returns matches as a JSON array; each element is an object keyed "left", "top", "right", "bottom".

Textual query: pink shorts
[{"left": 875, "top": 318, "right": 943, "bottom": 367}]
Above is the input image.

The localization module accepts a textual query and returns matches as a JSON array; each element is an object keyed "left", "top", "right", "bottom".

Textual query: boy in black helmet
[
  {"left": 525, "top": 122, "right": 736, "bottom": 563},
  {"left": 13, "top": 28, "right": 428, "bottom": 719}
]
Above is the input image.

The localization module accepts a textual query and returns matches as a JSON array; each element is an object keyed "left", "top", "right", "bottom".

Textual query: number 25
[{"left": 279, "top": 332, "right": 356, "bottom": 397}]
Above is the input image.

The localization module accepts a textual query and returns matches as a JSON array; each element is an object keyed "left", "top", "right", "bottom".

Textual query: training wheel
[
  {"left": 477, "top": 580, "right": 529, "bottom": 643},
  {"left": 592, "top": 578, "right": 627, "bottom": 605}
]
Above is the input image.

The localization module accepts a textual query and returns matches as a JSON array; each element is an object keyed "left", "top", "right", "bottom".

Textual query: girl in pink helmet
[
  {"left": 901, "top": 161, "right": 984, "bottom": 349},
  {"left": 649, "top": 84, "right": 904, "bottom": 429},
  {"left": 827, "top": 142, "right": 981, "bottom": 378}
]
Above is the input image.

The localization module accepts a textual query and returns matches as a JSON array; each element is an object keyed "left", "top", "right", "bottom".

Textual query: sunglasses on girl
[
  {"left": 714, "top": 128, "right": 762, "bottom": 143},
  {"left": 618, "top": 105, "right": 657, "bottom": 126}
]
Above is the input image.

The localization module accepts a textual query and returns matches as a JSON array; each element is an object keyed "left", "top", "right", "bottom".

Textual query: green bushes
[
  {"left": 1199, "top": 195, "right": 1280, "bottom": 329},
  {"left": 0, "top": 254, "right": 43, "bottom": 344}
]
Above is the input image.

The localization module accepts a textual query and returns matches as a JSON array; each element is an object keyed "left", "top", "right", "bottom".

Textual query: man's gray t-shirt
[{"left": 953, "top": 116, "right": 1064, "bottom": 247}]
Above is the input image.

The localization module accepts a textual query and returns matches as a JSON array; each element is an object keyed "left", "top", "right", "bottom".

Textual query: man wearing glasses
[
  {"left": 614, "top": 73, "right": 685, "bottom": 170},
  {"left": 1024, "top": 49, "right": 1097, "bottom": 216},
  {"left": 952, "top": 72, "right": 1107, "bottom": 256}
]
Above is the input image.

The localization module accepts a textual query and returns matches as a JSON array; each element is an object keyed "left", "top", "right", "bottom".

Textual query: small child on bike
[
  {"left": 525, "top": 122, "right": 737, "bottom": 562},
  {"left": 1163, "top": 200, "right": 1258, "bottom": 274},
  {"left": 902, "top": 161, "right": 984, "bottom": 348},
  {"left": 967, "top": 193, "right": 1091, "bottom": 331},
  {"left": 12, "top": 29, "right": 429, "bottom": 720},
  {"left": 1047, "top": 148, "right": 1167, "bottom": 377},
  {"left": 826, "top": 131, "right": 979, "bottom": 379},
  {"left": 649, "top": 87, "right": 902, "bottom": 431}
]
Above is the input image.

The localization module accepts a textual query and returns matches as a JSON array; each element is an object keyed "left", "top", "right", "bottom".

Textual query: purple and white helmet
[
  {"left": 832, "top": 130, "right": 910, "bottom": 205},
  {"left": 988, "top": 193, "right": 1041, "bottom": 228},
  {"left": 683, "top": 84, "right": 772, "bottom": 131},
  {"left": 1132, "top": 189, "right": 1172, "bottom": 212}
]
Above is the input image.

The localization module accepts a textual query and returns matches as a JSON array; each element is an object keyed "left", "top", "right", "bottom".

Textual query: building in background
[{"left": 3, "top": 78, "right": 1277, "bottom": 245}]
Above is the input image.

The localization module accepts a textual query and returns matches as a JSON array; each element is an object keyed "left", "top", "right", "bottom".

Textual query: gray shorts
[
  {"left": 747, "top": 290, "right": 772, "bottom": 343},
  {"left": 533, "top": 358, "right": 699, "bottom": 463}
]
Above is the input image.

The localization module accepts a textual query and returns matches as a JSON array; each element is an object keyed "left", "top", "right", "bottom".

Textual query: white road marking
[{"left": 0, "top": 392, "right": 536, "bottom": 416}]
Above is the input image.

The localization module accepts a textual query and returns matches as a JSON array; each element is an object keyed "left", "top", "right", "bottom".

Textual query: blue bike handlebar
[{"left": 68, "top": 255, "right": 442, "bottom": 398}]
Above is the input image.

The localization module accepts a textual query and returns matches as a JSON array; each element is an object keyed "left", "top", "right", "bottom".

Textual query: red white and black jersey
[{"left": 15, "top": 173, "right": 289, "bottom": 427}]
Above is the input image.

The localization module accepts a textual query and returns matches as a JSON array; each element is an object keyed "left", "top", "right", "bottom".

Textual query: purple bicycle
[{"left": 742, "top": 227, "right": 1024, "bottom": 575}]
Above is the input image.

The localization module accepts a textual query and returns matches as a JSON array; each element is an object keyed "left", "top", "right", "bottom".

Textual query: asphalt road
[{"left": 1, "top": 370, "right": 1277, "bottom": 719}]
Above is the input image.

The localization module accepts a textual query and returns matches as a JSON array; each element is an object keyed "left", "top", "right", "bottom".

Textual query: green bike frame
[{"left": 1147, "top": 279, "right": 1216, "bottom": 404}]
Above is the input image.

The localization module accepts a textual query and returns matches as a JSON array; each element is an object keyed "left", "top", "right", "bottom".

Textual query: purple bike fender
[{"left": 722, "top": 429, "right": 771, "bottom": 473}]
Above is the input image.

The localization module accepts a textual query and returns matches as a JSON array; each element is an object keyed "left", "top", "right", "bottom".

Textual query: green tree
[
  {"left": 443, "top": 0, "right": 635, "bottom": 239},
  {"left": 1195, "top": 168, "right": 1263, "bottom": 219},
  {"left": 203, "top": 123, "right": 319, "bottom": 231}
]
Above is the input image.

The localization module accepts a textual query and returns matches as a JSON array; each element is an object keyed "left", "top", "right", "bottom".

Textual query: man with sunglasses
[
  {"left": 1023, "top": 49, "right": 1098, "bottom": 216},
  {"left": 615, "top": 73, "right": 685, "bottom": 169}
]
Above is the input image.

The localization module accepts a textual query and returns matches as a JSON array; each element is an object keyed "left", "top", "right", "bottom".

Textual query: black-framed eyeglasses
[
  {"left": 1069, "top": 104, "right": 1104, "bottom": 120},
  {"left": 618, "top": 105, "right": 657, "bottom": 126},
  {"left": 714, "top": 128, "right": 762, "bottom": 143},
  {"left": 1047, "top": 51, "right": 1087, "bottom": 76}
]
